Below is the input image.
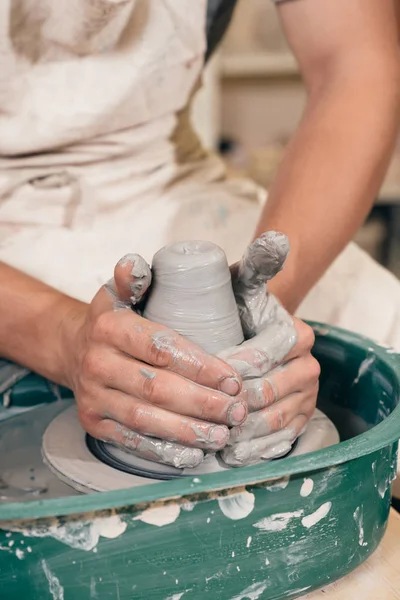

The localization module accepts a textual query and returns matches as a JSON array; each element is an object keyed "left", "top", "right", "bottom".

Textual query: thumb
[
  {"left": 91, "top": 254, "right": 152, "bottom": 317},
  {"left": 231, "top": 232, "right": 289, "bottom": 338},
  {"left": 113, "top": 254, "right": 152, "bottom": 306},
  {"left": 233, "top": 231, "right": 289, "bottom": 291}
]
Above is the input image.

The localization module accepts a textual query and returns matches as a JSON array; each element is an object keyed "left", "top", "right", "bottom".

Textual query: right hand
[{"left": 61, "top": 254, "right": 247, "bottom": 469}]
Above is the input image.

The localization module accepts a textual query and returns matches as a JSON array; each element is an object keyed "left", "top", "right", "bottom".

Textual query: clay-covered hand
[
  {"left": 219, "top": 232, "right": 320, "bottom": 467},
  {"left": 63, "top": 255, "right": 247, "bottom": 469}
]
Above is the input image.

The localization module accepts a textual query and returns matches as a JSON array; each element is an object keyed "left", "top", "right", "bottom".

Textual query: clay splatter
[
  {"left": 230, "top": 581, "right": 268, "bottom": 600},
  {"left": 90, "top": 576, "right": 97, "bottom": 598},
  {"left": 218, "top": 491, "right": 255, "bottom": 520},
  {"left": 353, "top": 356, "right": 375, "bottom": 385},
  {"left": 139, "top": 368, "right": 156, "bottom": 380},
  {"left": 205, "top": 571, "right": 223, "bottom": 583},
  {"left": 2, "top": 513, "right": 127, "bottom": 552},
  {"left": 42, "top": 560, "right": 64, "bottom": 600},
  {"left": 253, "top": 511, "right": 304, "bottom": 532},
  {"left": 353, "top": 507, "right": 368, "bottom": 547},
  {"left": 301, "top": 502, "right": 332, "bottom": 528},
  {"left": 300, "top": 478, "right": 314, "bottom": 497},
  {"left": 134, "top": 505, "right": 180, "bottom": 527},
  {"left": 265, "top": 476, "right": 290, "bottom": 492}
]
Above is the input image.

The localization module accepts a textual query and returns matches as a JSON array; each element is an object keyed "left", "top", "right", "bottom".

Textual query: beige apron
[{"left": 0, "top": 0, "right": 400, "bottom": 352}]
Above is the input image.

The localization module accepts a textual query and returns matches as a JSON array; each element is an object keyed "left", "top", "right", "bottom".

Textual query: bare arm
[
  {"left": 255, "top": 0, "right": 400, "bottom": 312},
  {"left": 0, "top": 262, "right": 83, "bottom": 386}
]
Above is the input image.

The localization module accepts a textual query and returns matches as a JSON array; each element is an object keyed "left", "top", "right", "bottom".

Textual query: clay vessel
[{"left": 144, "top": 240, "right": 244, "bottom": 354}]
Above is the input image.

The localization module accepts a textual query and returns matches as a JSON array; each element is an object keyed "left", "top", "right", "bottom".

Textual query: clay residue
[
  {"left": 219, "top": 319, "right": 297, "bottom": 379},
  {"left": 353, "top": 355, "right": 375, "bottom": 385},
  {"left": 150, "top": 330, "right": 203, "bottom": 372},
  {"left": 221, "top": 427, "right": 295, "bottom": 466},
  {"left": 217, "top": 490, "right": 255, "bottom": 520},
  {"left": 134, "top": 504, "right": 181, "bottom": 527},
  {"left": 10, "top": 0, "right": 134, "bottom": 62},
  {"left": 124, "top": 253, "right": 152, "bottom": 305},
  {"left": 139, "top": 367, "right": 156, "bottom": 380},
  {"left": 2, "top": 511, "right": 127, "bottom": 552},
  {"left": 41, "top": 559, "right": 64, "bottom": 600},
  {"left": 253, "top": 510, "right": 304, "bottom": 532},
  {"left": 231, "top": 232, "right": 291, "bottom": 338},
  {"left": 300, "top": 478, "right": 314, "bottom": 498},
  {"left": 111, "top": 423, "right": 204, "bottom": 469},
  {"left": 301, "top": 502, "right": 332, "bottom": 528},
  {"left": 235, "top": 231, "right": 290, "bottom": 287}
]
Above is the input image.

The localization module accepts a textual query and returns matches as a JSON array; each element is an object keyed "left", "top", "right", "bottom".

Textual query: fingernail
[
  {"left": 220, "top": 376, "right": 241, "bottom": 396},
  {"left": 228, "top": 402, "right": 247, "bottom": 426},
  {"left": 117, "top": 254, "right": 135, "bottom": 268},
  {"left": 209, "top": 425, "right": 229, "bottom": 449}
]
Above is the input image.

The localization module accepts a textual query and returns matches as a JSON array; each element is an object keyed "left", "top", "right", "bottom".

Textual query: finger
[
  {"left": 219, "top": 320, "right": 297, "bottom": 378},
  {"left": 229, "top": 385, "right": 318, "bottom": 443},
  {"left": 221, "top": 427, "right": 295, "bottom": 467},
  {"left": 88, "top": 310, "right": 242, "bottom": 396},
  {"left": 93, "top": 419, "right": 204, "bottom": 469},
  {"left": 230, "top": 234, "right": 290, "bottom": 337},
  {"left": 241, "top": 378, "right": 278, "bottom": 413},
  {"left": 221, "top": 414, "right": 308, "bottom": 467},
  {"left": 90, "top": 388, "right": 230, "bottom": 451},
  {"left": 233, "top": 232, "right": 290, "bottom": 290},
  {"left": 97, "top": 353, "right": 247, "bottom": 427},
  {"left": 244, "top": 354, "right": 321, "bottom": 413}
]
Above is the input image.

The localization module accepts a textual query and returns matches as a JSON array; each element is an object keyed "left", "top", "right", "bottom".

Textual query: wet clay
[
  {"left": 144, "top": 241, "right": 244, "bottom": 354},
  {"left": 104, "top": 236, "right": 298, "bottom": 473},
  {"left": 231, "top": 231, "right": 292, "bottom": 337}
]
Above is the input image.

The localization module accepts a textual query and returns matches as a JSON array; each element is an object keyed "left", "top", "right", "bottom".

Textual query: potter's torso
[
  {"left": 0, "top": 1, "right": 284, "bottom": 159},
  {"left": 0, "top": 0, "right": 207, "bottom": 157},
  {"left": 0, "top": 0, "right": 219, "bottom": 234},
  {"left": 0, "top": 0, "right": 266, "bottom": 301}
]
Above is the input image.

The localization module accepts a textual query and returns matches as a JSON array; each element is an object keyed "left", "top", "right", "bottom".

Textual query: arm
[
  {"left": 0, "top": 262, "right": 83, "bottom": 386},
  {"left": 255, "top": 0, "right": 400, "bottom": 313}
]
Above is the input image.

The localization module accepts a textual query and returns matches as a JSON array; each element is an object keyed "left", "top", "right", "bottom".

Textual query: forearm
[
  {"left": 0, "top": 262, "right": 86, "bottom": 385},
  {"left": 255, "top": 75, "right": 400, "bottom": 312}
]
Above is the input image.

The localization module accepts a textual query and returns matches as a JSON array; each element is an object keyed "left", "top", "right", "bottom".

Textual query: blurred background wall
[{"left": 193, "top": 0, "right": 400, "bottom": 277}]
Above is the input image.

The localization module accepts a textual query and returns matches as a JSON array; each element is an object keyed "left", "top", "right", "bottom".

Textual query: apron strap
[{"left": 206, "top": 0, "right": 238, "bottom": 61}]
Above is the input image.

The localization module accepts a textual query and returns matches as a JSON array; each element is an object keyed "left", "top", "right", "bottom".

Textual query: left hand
[{"left": 219, "top": 232, "right": 320, "bottom": 467}]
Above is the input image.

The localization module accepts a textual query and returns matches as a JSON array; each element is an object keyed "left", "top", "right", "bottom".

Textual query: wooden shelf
[
  {"left": 377, "top": 182, "right": 400, "bottom": 205},
  {"left": 220, "top": 52, "right": 299, "bottom": 78}
]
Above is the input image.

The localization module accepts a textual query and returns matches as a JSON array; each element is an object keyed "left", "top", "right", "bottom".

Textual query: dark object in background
[{"left": 206, "top": 0, "right": 238, "bottom": 62}]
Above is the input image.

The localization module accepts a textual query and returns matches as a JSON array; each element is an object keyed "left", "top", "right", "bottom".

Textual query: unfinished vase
[{"left": 144, "top": 240, "right": 244, "bottom": 354}]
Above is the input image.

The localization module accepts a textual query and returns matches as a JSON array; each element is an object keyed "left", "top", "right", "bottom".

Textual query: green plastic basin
[{"left": 0, "top": 323, "right": 399, "bottom": 600}]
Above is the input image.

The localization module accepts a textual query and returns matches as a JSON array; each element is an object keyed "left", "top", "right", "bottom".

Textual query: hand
[
  {"left": 62, "top": 255, "right": 247, "bottom": 469},
  {"left": 219, "top": 232, "right": 320, "bottom": 467}
]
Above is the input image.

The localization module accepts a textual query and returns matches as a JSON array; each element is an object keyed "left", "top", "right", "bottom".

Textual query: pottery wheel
[{"left": 42, "top": 405, "right": 340, "bottom": 493}]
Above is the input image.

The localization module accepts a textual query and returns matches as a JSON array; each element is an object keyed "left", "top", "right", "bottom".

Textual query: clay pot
[{"left": 144, "top": 240, "right": 244, "bottom": 354}]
